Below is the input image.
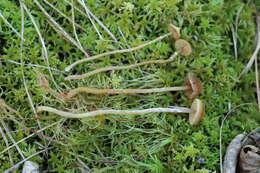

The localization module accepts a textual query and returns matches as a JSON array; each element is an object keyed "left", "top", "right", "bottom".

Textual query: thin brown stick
[
  {"left": 65, "top": 52, "right": 177, "bottom": 80},
  {"left": 64, "top": 32, "right": 172, "bottom": 71},
  {"left": 65, "top": 86, "right": 188, "bottom": 99}
]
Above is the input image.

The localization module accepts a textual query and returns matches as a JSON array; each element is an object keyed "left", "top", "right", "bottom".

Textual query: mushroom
[
  {"left": 175, "top": 39, "right": 192, "bottom": 56},
  {"left": 64, "top": 24, "right": 181, "bottom": 72},
  {"left": 64, "top": 74, "right": 202, "bottom": 100},
  {"left": 168, "top": 24, "right": 180, "bottom": 39},
  {"left": 65, "top": 38, "right": 193, "bottom": 80},
  {"left": 37, "top": 72, "right": 66, "bottom": 100},
  {"left": 65, "top": 52, "right": 178, "bottom": 80},
  {"left": 37, "top": 99, "right": 205, "bottom": 125}
]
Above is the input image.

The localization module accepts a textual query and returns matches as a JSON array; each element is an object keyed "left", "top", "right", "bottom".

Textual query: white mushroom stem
[
  {"left": 65, "top": 52, "right": 178, "bottom": 80},
  {"left": 37, "top": 106, "right": 191, "bottom": 119},
  {"left": 64, "top": 32, "right": 172, "bottom": 72},
  {"left": 37, "top": 99, "right": 205, "bottom": 125}
]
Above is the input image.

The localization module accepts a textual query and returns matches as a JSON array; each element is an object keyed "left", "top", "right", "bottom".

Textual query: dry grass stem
[
  {"left": 0, "top": 119, "right": 25, "bottom": 159},
  {"left": 240, "top": 16, "right": 260, "bottom": 76},
  {"left": 43, "top": 0, "right": 87, "bottom": 32},
  {"left": 0, "top": 58, "right": 64, "bottom": 73},
  {"left": 19, "top": 1, "right": 40, "bottom": 129},
  {"left": 22, "top": 2, "right": 60, "bottom": 91},
  {"left": 71, "top": 0, "right": 85, "bottom": 52},
  {"left": 3, "top": 147, "right": 53, "bottom": 173},
  {"left": 0, "top": 126, "right": 14, "bottom": 166},
  {"left": 0, "top": 120, "right": 62, "bottom": 156},
  {"left": 75, "top": 0, "right": 118, "bottom": 41},
  {"left": 33, "top": 0, "right": 90, "bottom": 57},
  {"left": 0, "top": 12, "right": 24, "bottom": 40}
]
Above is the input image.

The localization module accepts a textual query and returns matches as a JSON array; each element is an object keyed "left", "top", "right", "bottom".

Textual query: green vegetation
[{"left": 0, "top": 0, "right": 259, "bottom": 172}]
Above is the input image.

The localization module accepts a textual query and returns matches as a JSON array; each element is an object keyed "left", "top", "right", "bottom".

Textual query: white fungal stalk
[
  {"left": 37, "top": 99, "right": 205, "bottom": 125},
  {"left": 37, "top": 106, "right": 191, "bottom": 118}
]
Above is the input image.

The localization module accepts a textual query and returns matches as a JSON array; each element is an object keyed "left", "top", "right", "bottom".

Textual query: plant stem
[
  {"left": 66, "top": 86, "right": 189, "bottom": 99},
  {"left": 33, "top": 0, "right": 89, "bottom": 57},
  {"left": 37, "top": 106, "right": 191, "bottom": 118},
  {"left": 43, "top": 0, "right": 87, "bottom": 32},
  {"left": 65, "top": 32, "right": 172, "bottom": 71},
  {"left": 65, "top": 52, "right": 177, "bottom": 80}
]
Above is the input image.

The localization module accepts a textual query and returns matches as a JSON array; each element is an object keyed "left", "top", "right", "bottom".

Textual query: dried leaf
[
  {"left": 239, "top": 145, "right": 260, "bottom": 173},
  {"left": 223, "top": 134, "right": 246, "bottom": 173}
]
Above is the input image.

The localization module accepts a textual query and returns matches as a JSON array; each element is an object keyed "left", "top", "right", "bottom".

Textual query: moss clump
[{"left": 0, "top": 0, "right": 259, "bottom": 172}]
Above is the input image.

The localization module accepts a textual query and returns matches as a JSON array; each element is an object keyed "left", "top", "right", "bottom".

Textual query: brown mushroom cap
[
  {"left": 174, "top": 39, "right": 192, "bottom": 56},
  {"left": 189, "top": 99, "right": 205, "bottom": 125},
  {"left": 167, "top": 24, "right": 180, "bottom": 40},
  {"left": 184, "top": 75, "right": 202, "bottom": 99}
]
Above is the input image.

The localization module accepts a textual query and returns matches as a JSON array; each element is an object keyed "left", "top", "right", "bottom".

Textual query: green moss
[{"left": 0, "top": 0, "right": 259, "bottom": 172}]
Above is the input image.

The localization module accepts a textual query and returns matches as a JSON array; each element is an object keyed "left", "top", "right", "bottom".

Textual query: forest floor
[{"left": 0, "top": 0, "right": 259, "bottom": 172}]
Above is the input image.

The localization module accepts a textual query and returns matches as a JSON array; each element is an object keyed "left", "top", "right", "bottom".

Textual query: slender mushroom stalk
[
  {"left": 65, "top": 52, "right": 178, "bottom": 80},
  {"left": 64, "top": 24, "right": 181, "bottom": 72},
  {"left": 64, "top": 32, "right": 193, "bottom": 81},
  {"left": 37, "top": 99, "right": 205, "bottom": 125},
  {"left": 65, "top": 74, "right": 202, "bottom": 100}
]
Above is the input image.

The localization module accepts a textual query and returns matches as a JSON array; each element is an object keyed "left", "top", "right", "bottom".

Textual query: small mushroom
[
  {"left": 175, "top": 39, "right": 192, "bottom": 56},
  {"left": 65, "top": 24, "right": 181, "bottom": 72},
  {"left": 37, "top": 99, "right": 205, "bottom": 125},
  {"left": 188, "top": 98, "right": 205, "bottom": 125},
  {"left": 37, "top": 72, "right": 65, "bottom": 100},
  {"left": 184, "top": 74, "right": 202, "bottom": 99},
  {"left": 64, "top": 74, "right": 202, "bottom": 100},
  {"left": 168, "top": 24, "right": 180, "bottom": 40}
]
